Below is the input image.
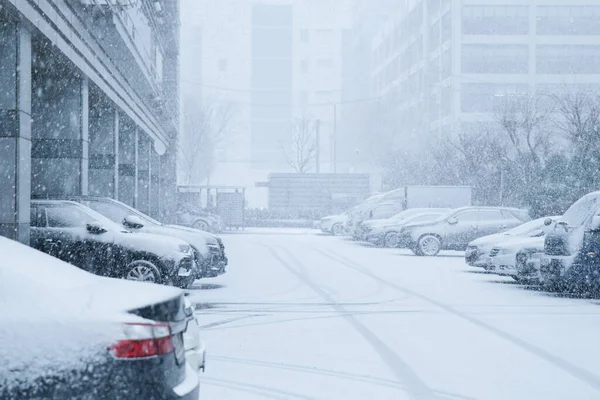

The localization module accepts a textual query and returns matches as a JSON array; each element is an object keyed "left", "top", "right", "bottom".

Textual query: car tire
[
  {"left": 384, "top": 232, "right": 401, "bottom": 248},
  {"left": 124, "top": 260, "right": 162, "bottom": 283},
  {"left": 417, "top": 235, "right": 441, "bottom": 257},
  {"left": 331, "top": 223, "right": 344, "bottom": 236},
  {"left": 193, "top": 220, "right": 210, "bottom": 232}
]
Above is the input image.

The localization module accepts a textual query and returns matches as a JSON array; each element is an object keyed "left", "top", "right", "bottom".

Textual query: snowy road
[{"left": 187, "top": 229, "right": 600, "bottom": 400}]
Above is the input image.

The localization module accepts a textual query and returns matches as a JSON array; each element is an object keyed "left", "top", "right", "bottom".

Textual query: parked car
[
  {"left": 0, "top": 236, "right": 200, "bottom": 399},
  {"left": 488, "top": 236, "right": 546, "bottom": 283},
  {"left": 177, "top": 202, "right": 224, "bottom": 233},
  {"left": 402, "top": 207, "right": 531, "bottom": 256},
  {"left": 30, "top": 200, "right": 197, "bottom": 288},
  {"left": 357, "top": 208, "right": 450, "bottom": 244},
  {"left": 320, "top": 209, "right": 354, "bottom": 236},
  {"left": 66, "top": 197, "right": 227, "bottom": 280},
  {"left": 541, "top": 191, "right": 600, "bottom": 289},
  {"left": 465, "top": 217, "right": 558, "bottom": 268}
]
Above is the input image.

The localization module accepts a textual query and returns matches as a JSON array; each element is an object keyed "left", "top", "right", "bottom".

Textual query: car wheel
[
  {"left": 193, "top": 220, "right": 210, "bottom": 232},
  {"left": 124, "top": 260, "right": 162, "bottom": 283},
  {"left": 418, "top": 235, "right": 441, "bottom": 257},
  {"left": 331, "top": 223, "right": 344, "bottom": 236},
  {"left": 384, "top": 232, "right": 401, "bottom": 248}
]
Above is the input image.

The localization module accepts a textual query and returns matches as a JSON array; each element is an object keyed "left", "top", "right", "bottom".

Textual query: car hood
[
  {"left": 494, "top": 236, "right": 544, "bottom": 252},
  {"left": 468, "top": 233, "right": 512, "bottom": 248},
  {"left": 362, "top": 219, "right": 390, "bottom": 228},
  {"left": 321, "top": 214, "right": 348, "bottom": 223},
  {"left": 117, "top": 231, "right": 190, "bottom": 259},
  {"left": 161, "top": 224, "right": 219, "bottom": 254}
]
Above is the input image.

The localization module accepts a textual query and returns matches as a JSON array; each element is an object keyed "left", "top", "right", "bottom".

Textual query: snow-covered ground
[{"left": 187, "top": 230, "right": 600, "bottom": 400}]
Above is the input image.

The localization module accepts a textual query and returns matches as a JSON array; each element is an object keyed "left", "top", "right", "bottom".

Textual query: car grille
[
  {"left": 544, "top": 233, "right": 570, "bottom": 256},
  {"left": 489, "top": 248, "right": 500, "bottom": 257},
  {"left": 216, "top": 237, "right": 225, "bottom": 255},
  {"left": 179, "top": 256, "right": 195, "bottom": 270}
]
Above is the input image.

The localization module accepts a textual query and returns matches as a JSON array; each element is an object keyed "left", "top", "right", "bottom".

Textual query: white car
[
  {"left": 487, "top": 236, "right": 546, "bottom": 283},
  {"left": 361, "top": 209, "right": 449, "bottom": 246},
  {"left": 183, "top": 296, "right": 207, "bottom": 372},
  {"left": 320, "top": 213, "right": 350, "bottom": 236},
  {"left": 465, "top": 216, "right": 558, "bottom": 267}
]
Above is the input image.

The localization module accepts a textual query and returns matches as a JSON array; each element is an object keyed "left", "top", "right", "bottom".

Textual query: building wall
[
  {"left": 368, "top": 0, "right": 600, "bottom": 149},
  {"left": 0, "top": 0, "right": 181, "bottom": 242}
]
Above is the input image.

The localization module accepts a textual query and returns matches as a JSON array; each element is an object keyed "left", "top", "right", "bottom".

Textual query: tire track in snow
[
  {"left": 315, "top": 247, "right": 600, "bottom": 393},
  {"left": 203, "top": 377, "right": 320, "bottom": 400},
  {"left": 266, "top": 244, "right": 440, "bottom": 400},
  {"left": 210, "top": 355, "right": 480, "bottom": 400}
]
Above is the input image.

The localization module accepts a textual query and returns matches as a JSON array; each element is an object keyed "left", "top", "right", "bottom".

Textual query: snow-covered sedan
[
  {"left": 320, "top": 211, "right": 351, "bottom": 236},
  {"left": 487, "top": 236, "right": 546, "bottom": 283},
  {"left": 68, "top": 197, "right": 228, "bottom": 280},
  {"left": 0, "top": 236, "right": 200, "bottom": 400},
  {"left": 30, "top": 200, "right": 197, "bottom": 287},
  {"left": 360, "top": 209, "right": 450, "bottom": 246},
  {"left": 465, "top": 216, "right": 558, "bottom": 268}
]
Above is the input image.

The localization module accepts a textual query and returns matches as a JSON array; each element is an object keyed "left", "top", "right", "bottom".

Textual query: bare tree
[
  {"left": 282, "top": 117, "right": 318, "bottom": 173},
  {"left": 494, "top": 93, "right": 554, "bottom": 166},
  {"left": 179, "top": 96, "right": 236, "bottom": 184}
]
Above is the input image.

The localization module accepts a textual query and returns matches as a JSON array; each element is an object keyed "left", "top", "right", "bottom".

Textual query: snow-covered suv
[{"left": 402, "top": 207, "right": 530, "bottom": 256}]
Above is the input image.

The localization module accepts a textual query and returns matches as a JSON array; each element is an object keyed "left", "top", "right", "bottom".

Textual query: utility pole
[
  {"left": 332, "top": 103, "right": 337, "bottom": 173},
  {"left": 315, "top": 119, "right": 320, "bottom": 173}
]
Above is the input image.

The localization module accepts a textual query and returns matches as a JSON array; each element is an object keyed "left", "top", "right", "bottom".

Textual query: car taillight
[{"left": 109, "top": 322, "right": 173, "bottom": 359}]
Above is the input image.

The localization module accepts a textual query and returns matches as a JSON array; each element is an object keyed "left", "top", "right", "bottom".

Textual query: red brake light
[{"left": 109, "top": 322, "right": 173, "bottom": 359}]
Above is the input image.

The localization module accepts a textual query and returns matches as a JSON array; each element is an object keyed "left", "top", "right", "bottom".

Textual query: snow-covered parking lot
[{"left": 188, "top": 229, "right": 600, "bottom": 400}]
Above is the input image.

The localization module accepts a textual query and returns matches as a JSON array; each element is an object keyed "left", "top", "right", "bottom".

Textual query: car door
[
  {"left": 44, "top": 204, "right": 112, "bottom": 274},
  {"left": 477, "top": 209, "right": 511, "bottom": 238},
  {"left": 444, "top": 210, "right": 480, "bottom": 248},
  {"left": 29, "top": 205, "right": 60, "bottom": 257}
]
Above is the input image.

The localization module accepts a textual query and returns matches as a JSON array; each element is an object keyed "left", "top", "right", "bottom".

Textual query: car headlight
[
  {"left": 178, "top": 244, "right": 192, "bottom": 254},
  {"left": 516, "top": 252, "right": 529, "bottom": 264}
]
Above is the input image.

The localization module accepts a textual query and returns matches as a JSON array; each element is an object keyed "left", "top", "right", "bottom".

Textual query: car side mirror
[
  {"left": 447, "top": 217, "right": 458, "bottom": 225},
  {"left": 86, "top": 221, "right": 107, "bottom": 235},
  {"left": 123, "top": 215, "right": 144, "bottom": 229},
  {"left": 544, "top": 218, "right": 553, "bottom": 226},
  {"left": 591, "top": 216, "right": 600, "bottom": 231}
]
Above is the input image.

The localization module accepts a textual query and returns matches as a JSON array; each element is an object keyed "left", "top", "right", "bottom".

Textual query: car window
[
  {"left": 86, "top": 201, "right": 130, "bottom": 224},
  {"left": 46, "top": 206, "right": 94, "bottom": 228},
  {"left": 372, "top": 203, "right": 398, "bottom": 218},
  {"left": 455, "top": 211, "right": 480, "bottom": 221},
  {"left": 30, "top": 207, "right": 47, "bottom": 228},
  {"left": 409, "top": 213, "right": 441, "bottom": 223},
  {"left": 477, "top": 210, "right": 504, "bottom": 221}
]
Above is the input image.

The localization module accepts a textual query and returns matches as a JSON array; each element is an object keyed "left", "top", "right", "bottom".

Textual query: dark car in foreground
[
  {"left": 66, "top": 196, "right": 227, "bottom": 279},
  {"left": 0, "top": 236, "right": 199, "bottom": 400},
  {"left": 30, "top": 200, "right": 197, "bottom": 287}
]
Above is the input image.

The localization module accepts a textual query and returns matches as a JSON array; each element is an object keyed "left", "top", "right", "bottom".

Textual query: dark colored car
[
  {"left": 0, "top": 236, "right": 199, "bottom": 400},
  {"left": 541, "top": 191, "right": 600, "bottom": 289},
  {"left": 30, "top": 200, "right": 197, "bottom": 287},
  {"left": 65, "top": 196, "right": 227, "bottom": 279}
]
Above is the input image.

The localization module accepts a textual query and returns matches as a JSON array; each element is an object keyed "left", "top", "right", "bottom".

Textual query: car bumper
[
  {"left": 488, "top": 253, "right": 517, "bottom": 275},
  {"left": 186, "top": 340, "right": 207, "bottom": 372},
  {"left": 173, "top": 363, "right": 201, "bottom": 399},
  {"left": 365, "top": 232, "right": 384, "bottom": 244}
]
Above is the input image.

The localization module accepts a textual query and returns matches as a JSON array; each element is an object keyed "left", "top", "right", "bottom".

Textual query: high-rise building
[
  {"left": 365, "top": 0, "right": 600, "bottom": 151},
  {"left": 180, "top": 0, "right": 352, "bottom": 207}
]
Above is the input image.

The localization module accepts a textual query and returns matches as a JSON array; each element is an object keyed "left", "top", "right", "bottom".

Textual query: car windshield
[
  {"left": 504, "top": 218, "right": 546, "bottom": 236},
  {"left": 86, "top": 200, "right": 162, "bottom": 227},
  {"left": 561, "top": 195, "right": 600, "bottom": 227}
]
